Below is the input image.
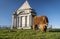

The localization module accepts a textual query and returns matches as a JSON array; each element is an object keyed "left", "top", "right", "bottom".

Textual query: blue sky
[{"left": 0, "top": 0, "right": 60, "bottom": 28}]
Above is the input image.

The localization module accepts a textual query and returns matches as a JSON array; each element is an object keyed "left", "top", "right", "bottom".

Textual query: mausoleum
[{"left": 12, "top": 0, "right": 37, "bottom": 29}]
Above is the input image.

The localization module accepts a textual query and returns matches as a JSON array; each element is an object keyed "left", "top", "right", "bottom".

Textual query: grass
[{"left": 0, "top": 29, "right": 60, "bottom": 39}]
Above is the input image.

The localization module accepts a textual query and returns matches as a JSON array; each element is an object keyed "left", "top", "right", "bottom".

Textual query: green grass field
[{"left": 0, "top": 29, "right": 60, "bottom": 39}]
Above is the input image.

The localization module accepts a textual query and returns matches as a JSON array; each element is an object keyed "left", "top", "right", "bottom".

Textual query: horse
[{"left": 33, "top": 15, "right": 49, "bottom": 32}]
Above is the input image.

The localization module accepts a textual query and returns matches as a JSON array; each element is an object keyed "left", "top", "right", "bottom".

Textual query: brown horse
[{"left": 33, "top": 15, "right": 49, "bottom": 32}]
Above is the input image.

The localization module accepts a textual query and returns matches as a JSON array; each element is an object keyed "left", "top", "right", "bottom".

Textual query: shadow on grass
[{"left": 48, "top": 29, "right": 60, "bottom": 32}]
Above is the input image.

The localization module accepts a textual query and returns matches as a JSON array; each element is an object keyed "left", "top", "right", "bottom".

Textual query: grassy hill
[{"left": 0, "top": 29, "right": 60, "bottom": 39}]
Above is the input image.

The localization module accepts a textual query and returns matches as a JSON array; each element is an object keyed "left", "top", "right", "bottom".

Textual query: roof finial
[{"left": 19, "top": 0, "right": 32, "bottom": 10}]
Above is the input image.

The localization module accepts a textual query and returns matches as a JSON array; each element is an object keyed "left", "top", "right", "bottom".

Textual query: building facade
[{"left": 12, "top": 0, "right": 37, "bottom": 29}]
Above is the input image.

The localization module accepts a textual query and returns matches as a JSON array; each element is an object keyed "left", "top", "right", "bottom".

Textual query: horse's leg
[
  {"left": 33, "top": 24, "right": 35, "bottom": 30},
  {"left": 44, "top": 25, "right": 47, "bottom": 32},
  {"left": 39, "top": 24, "right": 45, "bottom": 32},
  {"left": 43, "top": 25, "right": 47, "bottom": 32},
  {"left": 44, "top": 24, "right": 48, "bottom": 32}
]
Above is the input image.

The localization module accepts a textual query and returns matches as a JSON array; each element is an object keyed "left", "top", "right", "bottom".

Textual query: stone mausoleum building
[{"left": 12, "top": 0, "right": 37, "bottom": 29}]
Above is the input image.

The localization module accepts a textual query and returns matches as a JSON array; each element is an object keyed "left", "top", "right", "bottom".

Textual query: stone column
[
  {"left": 14, "top": 16, "right": 17, "bottom": 29},
  {"left": 22, "top": 16, "right": 25, "bottom": 28},
  {"left": 11, "top": 15, "right": 14, "bottom": 29},
  {"left": 29, "top": 15, "right": 32, "bottom": 27},
  {"left": 26, "top": 15, "right": 31, "bottom": 29},
  {"left": 16, "top": 16, "right": 17, "bottom": 29},
  {"left": 31, "top": 15, "right": 33, "bottom": 29},
  {"left": 18, "top": 16, "right": 22, "bottom": 29},
  {"left": 11, "top": 15, "right": 16, "bottom": 29},
  {"left": 31, "top": 15, "right": 33, "bottom": 26},
  {"left": 17, "top": 17, "right": 19, "bottom": 28},
  {"left": 27, "top": 15, "right": 29, "bottom": 27},
  {"left": 25, "top": 16, "right": 27, "bottom": 27},
  {"left": 18, "top": 17, "right": 20, "bottom": 29},
  {"left": 28, "top": 15, "right": 32, "bottom": 29}
]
